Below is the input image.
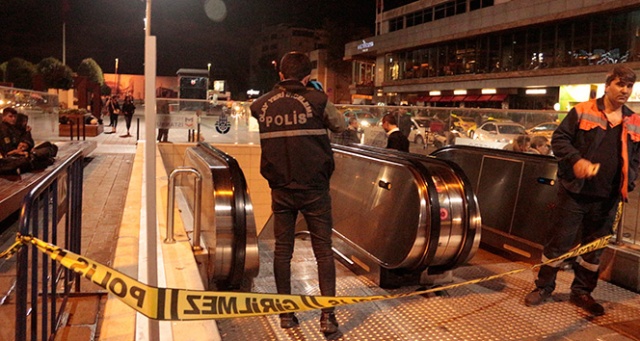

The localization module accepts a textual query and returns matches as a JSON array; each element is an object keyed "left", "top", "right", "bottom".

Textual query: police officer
[{"left": 250, "top": 51, "right": 345, "bottom": 335}]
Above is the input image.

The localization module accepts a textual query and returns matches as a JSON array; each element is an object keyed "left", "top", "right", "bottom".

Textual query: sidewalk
[{"left": 53, "top": 133, "right": 137, "bottom": 340}]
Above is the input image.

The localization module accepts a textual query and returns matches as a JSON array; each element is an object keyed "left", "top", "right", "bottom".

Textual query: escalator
[
  {"left": 328, "top": 144, "right": 481, "bottom": 287},
  {"left": 182, "top": 142, "right": 260, "bottom": 290}
]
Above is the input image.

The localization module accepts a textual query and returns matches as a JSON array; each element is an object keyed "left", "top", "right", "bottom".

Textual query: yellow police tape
[{"left": 0, "top": 233, "right": 612, "bottom": 321}]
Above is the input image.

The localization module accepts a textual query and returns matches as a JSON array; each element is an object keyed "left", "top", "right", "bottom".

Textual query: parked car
[
  {"left": 408, "top": 118, "right": 430, "bottom": 145},
  {"left": 343, "top": 109, "right": 380, "bottom": 128},
  {"left": 449, "top": 114, "right": 477, "bottom": 137},
  {"left": 473, "top": 121, "right": 526, "bottom": 143},
  {"left": 526, "top": 122, "right": 559, "bottom": 139}
]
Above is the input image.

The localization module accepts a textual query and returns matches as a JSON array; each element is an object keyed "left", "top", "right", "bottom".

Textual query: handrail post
[
  {"left": 165, "top": 167, "right": 203, "bottom": 251},
  {"left": 616, "top": 202, "right": 625, "bottom": 245},
  {"left": 165, "top": 172, "right": 177, "bottom": 244},
  {"left": 192, "top": 174, "right": 203, "bottom": 251}
]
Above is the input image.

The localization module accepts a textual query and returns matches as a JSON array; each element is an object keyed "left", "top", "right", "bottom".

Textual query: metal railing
[
  {"left": 15, "top": 149, "right": 84, "bottom": 341},
  {"left": 165, "top": 167, "right": 203, "bottom": 251}
]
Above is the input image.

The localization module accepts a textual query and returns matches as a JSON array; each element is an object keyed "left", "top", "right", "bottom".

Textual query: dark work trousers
[
  {"left": 535, "top": 185, "right": 619, "bottom": 295},
  {"left": 271, "top": 188, "right": 336, "bottom": 313}
]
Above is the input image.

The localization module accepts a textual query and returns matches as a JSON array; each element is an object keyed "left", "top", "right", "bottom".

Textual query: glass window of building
[{"left": 377, "top": 8, "right": 639, "bottom": 82}]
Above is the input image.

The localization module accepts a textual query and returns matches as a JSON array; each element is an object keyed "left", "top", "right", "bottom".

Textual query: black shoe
[
  {"left": 524, "top": 288, "right": 552, "bottom": 306},
  {"left": 320, "top": 312, "right": 339, "bottom": 335},
  {"left": 279, "top": 313, "right": 299, "bottom": 329},
  {"left": 570, "top": 293, "right": 604, "bottom": 316}
]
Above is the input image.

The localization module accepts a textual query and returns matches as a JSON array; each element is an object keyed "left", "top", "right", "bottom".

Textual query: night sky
[{"left": 0, "top": 0, "right": 376, "bottom": 91}]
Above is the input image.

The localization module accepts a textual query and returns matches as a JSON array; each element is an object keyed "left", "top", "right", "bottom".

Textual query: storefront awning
[
  {"left": 440, "top": 96, "right": 454, "bottom": 102},
  {"left": 490, "top": 94, "right": 508, "bottom": 101},
  {"left": 452, "top": 95, "right": 466, "bottom": 102},
  {"left": 464, "top": 95, "right": 480, "bottom": 101},
  {"left": 476, "top": 95, "right": 493, "bottom": 101},
  {"left": 417, "top": 96, "right": 431, "bottom": 102},
  {"left": 429, "top": 96, "right": 442, "bottom": 102}
]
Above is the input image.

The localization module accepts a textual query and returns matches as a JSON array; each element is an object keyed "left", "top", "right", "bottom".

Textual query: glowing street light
[{"left": 114, "top": 58, "right": 119, "bottom": 95}]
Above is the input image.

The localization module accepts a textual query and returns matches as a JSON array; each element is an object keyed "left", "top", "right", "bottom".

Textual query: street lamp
[{"left": 114, "top": 58, "right": 119, "bottom": 95}]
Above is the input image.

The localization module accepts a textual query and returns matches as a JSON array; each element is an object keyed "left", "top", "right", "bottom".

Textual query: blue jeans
[
  {"left": 535, "top": 186, "right": 619, "bottom": 294},
  {"left": 271, "top": 188, "right": 336, "bottom": 313}
]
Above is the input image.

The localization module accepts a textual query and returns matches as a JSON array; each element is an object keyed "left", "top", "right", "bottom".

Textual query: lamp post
[
  {"left": 207, "top": 62, "right": 212, "bottom": 90},
  {"left": 114, "top": 58, "right": 119, "bottom": 95}
]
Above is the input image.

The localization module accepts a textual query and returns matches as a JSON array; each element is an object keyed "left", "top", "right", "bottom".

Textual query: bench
[{"left": 0, "top": 141, "right": 96, "bottom": 223}]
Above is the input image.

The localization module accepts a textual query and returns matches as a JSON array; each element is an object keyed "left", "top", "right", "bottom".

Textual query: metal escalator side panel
[
  {"left": 184, "top": 148, "right": 232, "bottom": 281},
  {"left": 224, "top": 155, "right": 260, "bottom": 287},
  {"left": 431, "top": 145, "right": 556, "bottom": 261},
  {"left": 350, "top": 144, "right": 481, "bottom": 270},
  {"left": 422, "top": 160, "right": 481, "bottom": 269},
  {"left": 183, "top": 149, "right": 221, "bottom": 276},
  {"left": 198, "top": 143, "right": 259, "bottom": 289},
  {"left": 183, "top": 143, "right": 259, "bottom": 290},
  {"left": 331, "top": 148, "right": 431, "bottom": 269}
]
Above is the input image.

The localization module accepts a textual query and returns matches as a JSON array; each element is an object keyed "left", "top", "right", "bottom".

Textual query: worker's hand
[{"left": 573, "top": 158, "right": 600, "bottom": 179}]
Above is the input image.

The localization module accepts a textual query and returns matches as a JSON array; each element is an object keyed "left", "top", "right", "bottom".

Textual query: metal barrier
[
  {"left": 165, "top": 167, "right": 203, "bottom": 251},
  {"left": 15, "top": 149, "right": 85, "bottom": 341}
]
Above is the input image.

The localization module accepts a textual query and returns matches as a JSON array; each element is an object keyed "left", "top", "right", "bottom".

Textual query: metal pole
[
  {"left": 192, "top": 174, "right": 202, "bottom": 251},
  {"left": 144, "top": 1, "right": 159, "bottom": 339},
  {"left": 165, "top": 173, "right": 177, "bottom": 244},
  {"left": 616, "top": 202, "right": 625, "bottom": 245},
  {"left": 164, "top": 168, "right": 202, "bottom": 251}
]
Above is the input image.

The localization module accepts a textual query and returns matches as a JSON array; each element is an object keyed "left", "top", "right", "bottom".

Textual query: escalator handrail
[
  {"left": 366, "top": 144, "right": 482, "bottom": 269},
  {"left": 197, "top": 142, "right": 252, "bottom": 288},
  {"left": 332, "top": 144, "right": 441, "bottom": 270},
  {"left": 334, "top": 144, "right": 481, "bottom": 270}
]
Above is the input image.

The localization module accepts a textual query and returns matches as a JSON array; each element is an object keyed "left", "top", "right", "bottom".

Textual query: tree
[
  {"left": 76, "top": 58, "right": 104, "bottom": 86},
  {"left": 37, "top": 57, "right": 74, "bottom": 90},
  {"left": 0, "top": 62, "right": 6, "bottom": 83},
  {"left": 101, "top": 83, "right": 112, "bottom": 96},
  {"left": 5, "top": 58, "right": 36, "bottom": 89}
]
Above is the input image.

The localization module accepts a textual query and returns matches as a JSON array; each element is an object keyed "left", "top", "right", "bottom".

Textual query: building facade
[
  {"left": 249, "top": 24, "right": 329, "bottom": 95},
  {"left": 345, "top": 0, "right": 640, "bottom": 110}
]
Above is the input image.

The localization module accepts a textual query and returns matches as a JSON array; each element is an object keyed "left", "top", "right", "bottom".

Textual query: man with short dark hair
[
  {"left": 333, "top": 117, "right": 360, "bottom": 145},
  {"left": 382, "top": 113, "right": 410, "bottom": 152},
  {"left": 250, "top": 51, "right": 345, "bottom": 336},
  {"left": 0, "top": 107, "right": 31, "bottom": 157},
  {"left": 525, "top": 66, "right": 640, "bottom": 316}
]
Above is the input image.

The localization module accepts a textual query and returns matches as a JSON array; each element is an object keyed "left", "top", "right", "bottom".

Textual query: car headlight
[{"left": 360, "top": 121, "right": 370, "bottom": 127}]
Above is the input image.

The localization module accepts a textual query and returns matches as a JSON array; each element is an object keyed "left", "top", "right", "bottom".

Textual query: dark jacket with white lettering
[
  {"left": 552, "top": 97, "right": 640, "bottom": 200},
  {"left": 250, "top": 80, "right": 344, "bottom": 190}
]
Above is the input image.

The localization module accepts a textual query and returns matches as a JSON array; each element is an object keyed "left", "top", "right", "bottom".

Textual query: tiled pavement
[
  {"left": 38, "top": 118, "right": 143, "bottom": 340},
  {"left": 54, "top": 148, "right": 136, "bottom": 341}
]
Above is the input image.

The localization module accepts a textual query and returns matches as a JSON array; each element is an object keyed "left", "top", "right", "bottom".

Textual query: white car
[
  {"left": 473, "top": 121, "right": 526, "bottom": 144},
  {"left": 407, "top": 118, "right": 430, "bottom": 145}
]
